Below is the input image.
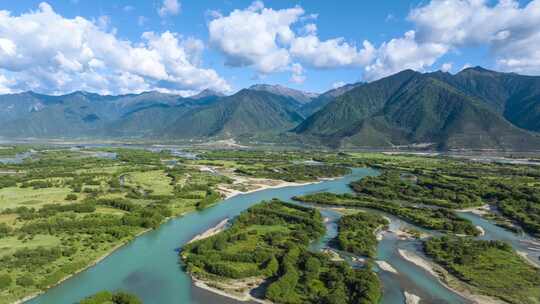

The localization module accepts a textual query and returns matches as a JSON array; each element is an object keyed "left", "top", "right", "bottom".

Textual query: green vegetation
[
  {"left": 182, "top": 200, "right": 381, "bottom": 304},
  {"left": 0, "top": 148, "right": 232, "bottom": 303},
  {"left": 2, "top": 147, "right": 540, "bottom": 304},
  {"left": 425, "top": 236, "right": 540, "bottom": 304},
  {"left": 235, "top": 164, "right": 350, "bottom": 182},
  {"left": 79, "top": 291, "right": 142, "bottom": 304},
  {"left": 350, "top": 170, "right": 482, "bottom": 209},
  {"left": 296, "top": 151, "right": 540, "bottom": 238},
  {"left": 294, "top": 192, "right": 479, "bottom": 236},
  {"left": 293, "top": 68, "right": 540, "bottom": 149},
  {"left": 0, "top": 147, "right": 355, "bottom": 303},
  {"left": 336, "top": 212, "right": 388, "bottom": 258}
]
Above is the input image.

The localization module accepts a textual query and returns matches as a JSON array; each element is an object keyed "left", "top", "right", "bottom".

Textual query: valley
[
  {"left": 0, "top": 145, "right": 538, "bottom": 304},
  {"left": 2, "top": 1, "right": 540, "bottom": 303},
  {"left": 1, "top": 68, "right": 540, "bottom": 151}
]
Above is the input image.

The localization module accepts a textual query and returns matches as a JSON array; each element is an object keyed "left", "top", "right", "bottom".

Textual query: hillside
[
  {"left": 162, "top": 89, "right": 304, "bottom": 138},
  {"left": 294, "top": 69, "right": 540, "bottom": 150},
  {"left": 0, "top": 67, "right": 539, "bottom": 150}
]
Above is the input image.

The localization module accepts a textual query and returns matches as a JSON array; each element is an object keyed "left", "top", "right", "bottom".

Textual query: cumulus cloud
[
  {"left": 358, "top": 0, "right": 540, "bottom": 80},
  {"left": 158, "top": 0, "right": 181, "bottom": 17},
  {"left": 409, "top": 0, "right": 540, "bottom": 74},
  {"left": 290, "top": 37, "right": 375, "bottom": 69},
  {"left": 364, "top": 31, "right": 448, "bottom": 81},
  {"left": 0, "top": 2, "right": 229, "bottom": 95},
  {"left": 289, "top": 63, "right": 305, "bottom": 84},
  {"left": 208, "top": 1, "right": 377, "bottom": 82},
  {"left": 208, "top": 2, "right": 302, "bottom": 73},
  {"left": 441, "top": 62, "right": 453, "bottom": 72}
]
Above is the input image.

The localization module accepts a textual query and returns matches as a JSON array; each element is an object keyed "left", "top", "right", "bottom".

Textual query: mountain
[
  {"left": 0, "top": 91, "right": 185, "bottom": 138},
  {"left": 0, "top": 68, "right": 539, "bottom": 151},
  {"left": 298, "top": 82, "right": 364, "bottom": 117},
  {"left": 249, "top": 84, "right": 318, "bottom": 104},
  {"left": 294, "top": 69, "right": 540, "bottom": 150},
  {"left": 429, "top": 67, "right": 540, "bottom": 132},
  {"left": 161, "top": 89, "right": 304, "bottom": 138}
]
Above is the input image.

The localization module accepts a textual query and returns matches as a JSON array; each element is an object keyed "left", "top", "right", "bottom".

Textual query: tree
[
  {"left": 65, "top": 194, "right": 78, "bottom": 201},
  {"left": 16, "top": 275, "right": 34, "bottom": 287},
  {"left": 0, "top": 274, "right": 12, "bottom": 290}
]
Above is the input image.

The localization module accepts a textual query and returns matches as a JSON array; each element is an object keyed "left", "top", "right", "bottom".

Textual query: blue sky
[{"left": 0, "top": 0, "right": 538, "bottom": 95}]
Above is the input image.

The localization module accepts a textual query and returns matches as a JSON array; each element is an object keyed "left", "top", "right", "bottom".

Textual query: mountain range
[{"left": 0, "top": 67, "right": 539, "bottom": 150}]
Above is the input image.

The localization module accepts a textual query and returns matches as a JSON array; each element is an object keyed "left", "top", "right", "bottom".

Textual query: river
[{"left": 26, "top": 168, "right": 538, "bottom": 304}]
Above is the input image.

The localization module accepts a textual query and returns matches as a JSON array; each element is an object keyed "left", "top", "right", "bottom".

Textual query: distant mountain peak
[
  {"left": 459, "top": 66, "right": 497, "bottom": 74},
  {"left": 190, "top": 89, "right": 225, "bottom": 100},
  {"left": 248, "top": 84, "right": 318, "bottom": 103}
]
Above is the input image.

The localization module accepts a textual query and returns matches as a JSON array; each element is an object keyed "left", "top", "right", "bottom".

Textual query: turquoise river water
[{"left": 27, "top": 168, "right": 539, "bottom": 304}]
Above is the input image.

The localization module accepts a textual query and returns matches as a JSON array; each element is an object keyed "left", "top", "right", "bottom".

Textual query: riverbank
[
  {"left": 375, "top": 260, "right": 398, "bottom": 274},
  {"left": 13, "top": 228, "right": 151, "bottom": 304},
  {"left": 404, "top": 291, "right": 420, "bottom": 304},
  {"left": 15, "top": 171, "right": 332, "bottom": 304},
  {"left": 18, "top": 175, "right": 326, "bottom": 304},
  {"left": 217, "top": 178, "right": 331, "bottom": 200},
  {"left": 192, "top": 277, "right": 270, "bottom": 304},
  {"left": 457, "top": 204, "right": 491, "bottom": 216},
  {"left": 398, "top": 249, "right": 505, "bottom": 304},
  {"left": 187, "top": 218, "right": 229, "bottom": 244}
]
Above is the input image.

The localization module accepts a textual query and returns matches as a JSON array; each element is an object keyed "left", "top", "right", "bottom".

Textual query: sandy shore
[
  {"left": 192, "top": 278, "right": 271, "bottom": 304},
  {"left": 475, "top": 225, "right": 485, "bottom": 236},
  {"left": 375, "top": 260, "right": 398, "bottom": 274},
  {"left": 398, "top": 249, "right": 438, "bottom": 277},
  {"left": 457, "top": 204, "right": 491, "bottom": 216},
  {"left": 188, "top": 218, "right": 229, "bottom": 244},
  {"left": 517, "top": 251, "right": 540, "bottom": 268},
  {"left": 404, "top": 291, "right": 421, "bottom": 304},
  {"left": 217, "top": 179, "right": 322, "bottom": 200},
  {"left": 398, "top": 249, "right": 505, "bottom": 304}
]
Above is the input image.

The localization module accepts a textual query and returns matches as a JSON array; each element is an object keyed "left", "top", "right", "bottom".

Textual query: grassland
[
  {"left": 0, "top": 148, "right": 234, "bottom": 303},
  {"left": 0, "top": 146, "right": 353, "bottom": 304}
]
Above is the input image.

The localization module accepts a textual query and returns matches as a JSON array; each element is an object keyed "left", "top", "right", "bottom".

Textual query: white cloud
[
  {"left": 208, "top": 2, "right": 302, "bottom": 73},
  {"left": 0, "top": 73, "right": 14, "bottom": 94},
  {"left": 332, "top": 81, "right": 345, "bottom": 89},
  {"left": 289, "top": 63, "right": 305, "bottom": 84},
  {"left": 409, "top": 0, "right": 540, "bottom": 74},
  {"left": 97, "top": 15, "right": 111, "bottom": 30},
  {"left": 441, "top": 62, "right": 453, "bottom": 72},
  {"left": 364, "top": 31, "right": 448, "bottom": 81},
  {"left": 158, "top": 0, "right": 181, "bottom": 18},
  {"left": 123, "top": 5, "right": 134, "bottom": 12},
  {"left": 0, "top": 2, "right": 230, "bottom": 95},
  {"left": 302, "top": 23, "right": 317, "bottom": 35},
  {"left": 291, "top": 37, "right": 375, "bottom": 69},
  {"left": 209, "top": 1, "right": 379, "bottom": 80}
]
